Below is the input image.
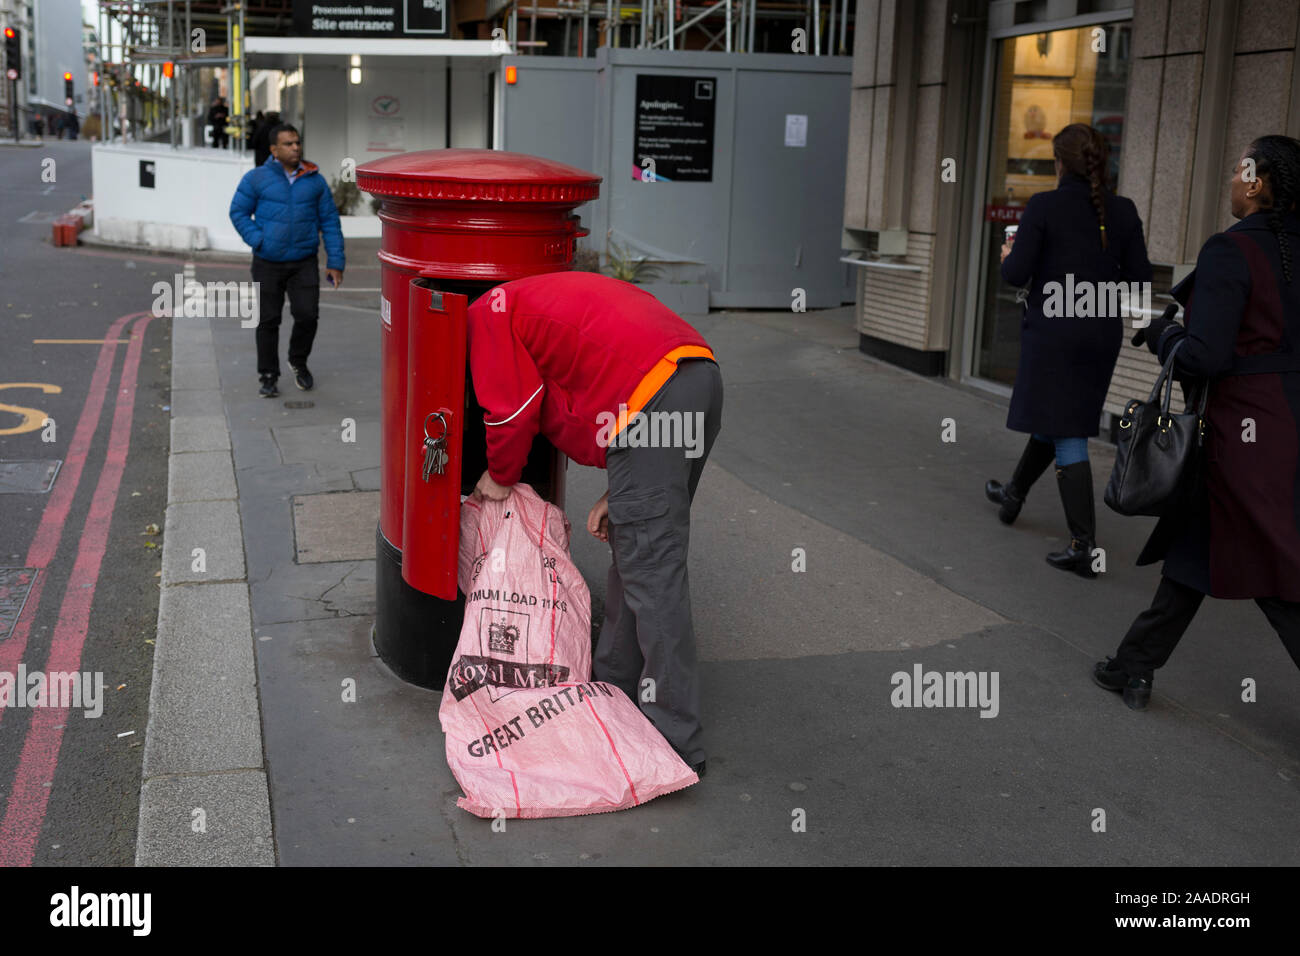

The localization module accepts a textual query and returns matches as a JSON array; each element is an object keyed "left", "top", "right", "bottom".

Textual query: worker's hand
[
  {"left": 473, "top": 469, "right": 511, "bottom": 502},
  {"left": 587, "top": 492, "right": 610, "bottom": 542},
  {"left": 325, "top": 268, "right": 343, "bottom": 289},
  {"left": 1000, "top": 241, "right": 1013, "bottom": 263}
]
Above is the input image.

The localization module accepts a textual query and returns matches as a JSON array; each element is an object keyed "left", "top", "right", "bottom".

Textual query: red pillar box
[{"left": 357, "top": 149, "right": 601, "bottom": 689}]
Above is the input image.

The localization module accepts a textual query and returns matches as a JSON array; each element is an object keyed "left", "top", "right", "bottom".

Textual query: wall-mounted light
[{"left": 350, "top": 54, "right": 361, "bottom": 85}]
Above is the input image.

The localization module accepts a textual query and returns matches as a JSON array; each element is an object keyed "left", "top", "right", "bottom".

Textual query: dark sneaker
[
  {"left": 259, "top": 376, "right": 278, "bottom": 398},
  {"left": 690, "top": 760, "right": 706, "bottom": 778},
  {"left": 290, "top": 364, "right": 313, "bottom": 391}
]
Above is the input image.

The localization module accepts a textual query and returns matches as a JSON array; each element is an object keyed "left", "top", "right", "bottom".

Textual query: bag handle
[
  {"left": 1148, "top": 339, "right": 1185, "bottom": 420},
  {"left": 1149, "top": 339, "right": 1210, "bottom": 438}
]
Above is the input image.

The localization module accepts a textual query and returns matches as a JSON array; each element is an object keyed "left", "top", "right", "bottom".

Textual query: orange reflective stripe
[{"left": 611, "top": 345, "right": 715, "bottom": 438}]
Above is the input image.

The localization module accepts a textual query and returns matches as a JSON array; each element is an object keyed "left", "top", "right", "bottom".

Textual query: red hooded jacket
[{"left": 467, "top": 272, "right": 713, "bottom": 485}]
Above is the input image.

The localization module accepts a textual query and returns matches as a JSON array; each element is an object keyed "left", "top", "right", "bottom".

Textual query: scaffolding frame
[
  {"left": 95, "top": 0, "right": 249, "bottom": 149},
  {"left": 493, "top": 0, "right": 853, "bottom": 56},
  {"left": 90, "top": 0, "right": 850, "bottom": 146}
]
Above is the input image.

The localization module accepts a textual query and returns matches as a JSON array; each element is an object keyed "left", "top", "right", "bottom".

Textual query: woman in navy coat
[
  {"left": 986, "top": 123, "right": 1152, "bottom": 576},
  {"left": 1094, "top": 134, "right": 1300, "bottom": 709}
]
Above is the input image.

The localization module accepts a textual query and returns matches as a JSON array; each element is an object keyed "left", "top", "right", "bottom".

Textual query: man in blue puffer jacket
[{"left": 229, "top": 124, "right": 345, "bottom": 397}]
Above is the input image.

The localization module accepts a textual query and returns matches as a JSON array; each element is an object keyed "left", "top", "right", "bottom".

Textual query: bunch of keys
[{"left": 421, "top": 411, "right": 449, "bottom": 481}]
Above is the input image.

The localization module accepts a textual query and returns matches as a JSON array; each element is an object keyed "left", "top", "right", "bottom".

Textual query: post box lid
[{"left": 357, "top": 149, "right": 601, "bottom": 203}]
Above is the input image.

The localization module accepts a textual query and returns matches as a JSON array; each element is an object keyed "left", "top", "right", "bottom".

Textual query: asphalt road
[{"left": 0, "top": 139, "right": 170, "bottom": 865}]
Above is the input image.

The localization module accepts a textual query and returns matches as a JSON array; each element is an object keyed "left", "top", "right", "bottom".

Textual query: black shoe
[
  {"left": 1046, "top": 536, "right": 1098, "bottom": 577},
  {"left": 290, "top": 364, "right": 313, "bottom": 391},
  {"left": 1092, "top": 658, "right": 1128, "bottom": 692},
  {"left": 1123, "top": 679, "right": 1153, "bottom": 710},
  {"left": 690, "top": 760, "right": 706, "bottom": 778},
  {"left": 1092, "top": 659, "right": 1151, "bottom": 710},
  {"left": 258, "top": 376, "right": 278, "bottom": 398},
  {"left": 985, "top": 479, "right": 1025, "bottom": 524}
]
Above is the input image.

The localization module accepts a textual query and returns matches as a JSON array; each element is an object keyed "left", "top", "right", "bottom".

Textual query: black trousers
[
  {"left": 252, "top": 254, "right": 319, "bottom": 380},
  {"left": 1114, "top": 575, "right": 1300, "bottom": 679}
]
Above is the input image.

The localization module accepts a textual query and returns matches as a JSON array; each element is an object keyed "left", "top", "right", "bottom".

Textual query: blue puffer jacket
[{"left": 229, "top": 158, "right": 345, "bottom": 271}]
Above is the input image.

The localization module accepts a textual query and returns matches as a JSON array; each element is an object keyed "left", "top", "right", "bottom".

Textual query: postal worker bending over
[{"left": 467, "top": 271, "right": 723, "bottom": 777}]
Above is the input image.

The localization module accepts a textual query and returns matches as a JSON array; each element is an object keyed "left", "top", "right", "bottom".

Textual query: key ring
[{"left": 423, "top": 411, "right": 448, "bottom": 442}]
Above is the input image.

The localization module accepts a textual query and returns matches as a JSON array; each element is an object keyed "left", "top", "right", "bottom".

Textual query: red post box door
[{"left": 401, "top": 279, "right": 468, "bottom": 600}]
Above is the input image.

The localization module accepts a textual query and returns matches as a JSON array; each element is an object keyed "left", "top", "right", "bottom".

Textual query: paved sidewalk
[{"left": 141, "top": 247, "right": 1300, "bottom": 865}]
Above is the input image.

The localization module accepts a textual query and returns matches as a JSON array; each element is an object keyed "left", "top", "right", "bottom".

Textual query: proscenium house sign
[{"left": 292, "top": 0, "right": 449, "bottom": 37}]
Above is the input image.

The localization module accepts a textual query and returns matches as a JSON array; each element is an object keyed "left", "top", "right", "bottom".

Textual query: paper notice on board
[{"left": 785, "top": 114, "right": 808, "bottom": 148}]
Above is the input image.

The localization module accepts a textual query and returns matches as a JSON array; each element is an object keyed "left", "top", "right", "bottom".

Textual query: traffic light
[
  {"left": 162, "top": 61, "right": 173, "bottom": 79},
  {"left": 3, "top": 26, "right": 20, "bottom": 81},
  {"left": 92, "top": 71, "right": 99, "bottom": 86},
  {"left": 63, "top": 71, "right": 73, "bottom": 105}
]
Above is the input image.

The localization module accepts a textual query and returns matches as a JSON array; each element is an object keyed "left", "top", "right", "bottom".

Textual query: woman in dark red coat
[
  {"left": 1095, "top": 135, "right": 1300, "bottom": 709},
  {"left": 987, "top": 124, "right": 1152, "bottom": 577}
]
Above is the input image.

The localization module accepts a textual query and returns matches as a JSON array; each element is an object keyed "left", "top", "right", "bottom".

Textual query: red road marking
[
  {"left": 0, "top": 311, "right": 146, "bottom": 722},
  {"left": 0, "top": 311, "right": 155, "bottom": 865}
]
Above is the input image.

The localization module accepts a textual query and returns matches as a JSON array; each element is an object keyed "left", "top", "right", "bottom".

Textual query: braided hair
[
  {"left": 1246, "top": 135, "right": 1300, "bottom": 284},
  {"left": 1053, "top": 124, "right": 1113, "bottom": 250}
]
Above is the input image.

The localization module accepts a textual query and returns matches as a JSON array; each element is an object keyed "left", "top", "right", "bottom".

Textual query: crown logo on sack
[{"left": 488, "top": 622, "right": 520, "bottom": 654}]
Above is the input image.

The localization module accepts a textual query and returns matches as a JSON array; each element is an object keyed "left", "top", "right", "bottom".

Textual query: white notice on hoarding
[{"left": 784, "top": 114, "right": 808, "bottom": 148}]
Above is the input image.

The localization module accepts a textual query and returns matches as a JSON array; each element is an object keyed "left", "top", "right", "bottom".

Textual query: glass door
[{"left": 974, "top": 22, "right": 1133, "bottom": 385}]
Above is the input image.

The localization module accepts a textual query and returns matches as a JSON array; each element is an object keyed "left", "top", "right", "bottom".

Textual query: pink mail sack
[{"left": 441, "top": 484, "right": 697, "bottom": 818}]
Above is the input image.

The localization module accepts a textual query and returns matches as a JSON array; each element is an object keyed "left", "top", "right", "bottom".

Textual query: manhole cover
[
  {"left": 0, "top": 460, "right": 62, "bottom": 494},
  {"left": 0, "top": 568, "right": 38, "bottom": 642},
  {"left": 283, "top": 400, "right": 315, "bottom": 409}
]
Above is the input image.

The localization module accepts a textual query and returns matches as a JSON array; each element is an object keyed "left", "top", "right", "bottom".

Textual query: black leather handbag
[{"left": 1104, "top": 340, "right": 1208, "bottom": 517}]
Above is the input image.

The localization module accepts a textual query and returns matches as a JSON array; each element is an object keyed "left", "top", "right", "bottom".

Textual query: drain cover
[
  {"left": 0, "top": 568, "right": 38, "bottom": 642},
  {"left": 0, "top": 460, "right": 62, "bottom": 494},
  {"left": 283, "top": 400, "right": 315, "bottom": 409}
]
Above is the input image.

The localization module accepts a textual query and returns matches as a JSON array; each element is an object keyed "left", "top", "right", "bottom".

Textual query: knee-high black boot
[
  {"left": 985, "top": 437, "right": 1055, "bottom": 524},
  {"left": 1046, "top": 461, "right": 1097, "bottom": 578}
]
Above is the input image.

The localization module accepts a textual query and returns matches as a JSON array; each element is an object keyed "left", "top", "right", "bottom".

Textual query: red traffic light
[
  {"left": 92, "top": 71, "right": 99, "bottom": 86},
  {"left": 3, "top": 27, "right": 14, "bottom": 39},
  {"left": 163, "top": 61, "right": 173, "bottom": 78},
  {"left": 63, "top": 72, "right": 72, "bottom": 81}
]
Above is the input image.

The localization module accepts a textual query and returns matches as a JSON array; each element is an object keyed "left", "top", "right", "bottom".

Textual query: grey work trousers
[{"left": 594, "top": 358, "right": 723, "bottom": 765}]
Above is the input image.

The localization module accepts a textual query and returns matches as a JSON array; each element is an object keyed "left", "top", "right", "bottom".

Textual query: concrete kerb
[
  {"left": 77, "top": 228, "right": 251, "bottom": 264},
  {"left": 135, "top": 312, "right": 275, "bottom": 866}
]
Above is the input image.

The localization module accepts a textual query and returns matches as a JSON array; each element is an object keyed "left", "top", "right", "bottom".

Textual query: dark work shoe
[
  {"left": 1046, "top": 536, "right": 1098, "bottom": 578},
  {"left": 1092, "top": 658, "right": 1128, "bottom": 692},
  {"left": 1123, "top": 679, "right": 1153, "bottom": 711},
  {"left": 1092, "top": 659, "right": 1152, "bottom": 710},
  {"left": 290, "top": 364, "right": 313, "bottom": 391},
  {"left": 690, "top": 760, "right": 706, "bottom": 778},
  {"left": 985, "top": 479, "right": 1025, "bottom": 524},
  {"left": 258, "top": 376, "right": 278, "bottom": 398}
]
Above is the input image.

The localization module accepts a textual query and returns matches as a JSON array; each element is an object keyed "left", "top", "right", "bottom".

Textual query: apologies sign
[
  {"left": 292, "top": 0, "right": 448, "bottom": 37},
  {"left": 633, "top": 74, "right": 717, "bottom": 182}
]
